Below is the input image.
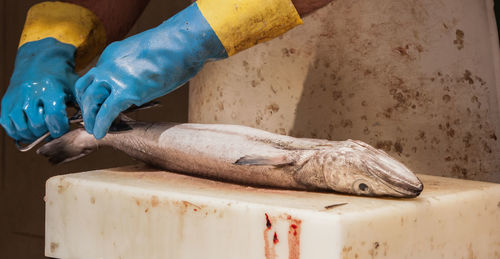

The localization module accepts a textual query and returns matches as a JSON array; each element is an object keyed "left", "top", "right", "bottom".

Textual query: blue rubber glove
[
  {"left": 75, "top": 3, "right": 227, "bottom": 139},
  {"left": 0, "top": 38, "right": 78, "bottom": 142}
]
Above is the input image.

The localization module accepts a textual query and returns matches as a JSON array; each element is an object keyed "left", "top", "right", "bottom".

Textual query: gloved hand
[
  {"left": 75, "top": 3, "right": 227, "bottom": 139},
  {"left": 76, "top": 0, "right": 302, "bottom": 139},
  {"left": 0, "top": 1, "right": 105, "bottom": 143},
  {"left": 0, "top": 38, "right": 78, "bottom": 142}
]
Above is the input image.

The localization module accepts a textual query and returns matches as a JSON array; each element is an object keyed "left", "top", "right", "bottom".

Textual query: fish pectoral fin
[{"left": 234, "top": 155, "right": 295, "bottom": 166}]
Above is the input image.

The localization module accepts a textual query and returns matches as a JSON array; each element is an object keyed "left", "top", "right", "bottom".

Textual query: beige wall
[
  {"left": 0, "top": 0, "right": 190, "bottom": 258},
  {"left": 190, "top": 0, "right": 500, "bottom": 183}
]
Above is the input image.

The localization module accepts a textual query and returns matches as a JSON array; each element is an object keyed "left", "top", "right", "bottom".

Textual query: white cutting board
[{"left": 45, "top": 164, "right": 500, "bottom": 258}]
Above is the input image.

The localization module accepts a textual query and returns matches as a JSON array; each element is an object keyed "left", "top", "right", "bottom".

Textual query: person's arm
[
  {"left": 66, "top": 0, "right": 331, "bottom": 42},
  {"left": 292, "top": 0, "right": 333, "bottom": 16},
  {"left": 76, "top": 0, "right": 335, "bottom": 139},
  {"left": 65, "top": 0, "right": 150, "bottom": 43}
]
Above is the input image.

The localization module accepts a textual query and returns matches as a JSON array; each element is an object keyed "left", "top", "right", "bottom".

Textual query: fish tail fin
[{"left": 37, "top": 128, "right": 98, "bottom": 164}]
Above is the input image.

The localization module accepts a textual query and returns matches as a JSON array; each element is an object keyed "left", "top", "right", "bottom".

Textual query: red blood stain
[
  {"left": 290, "top": 224, "right": 298, "bottom": 236},
  {"left": 193, "top": 208, "right": 197, "bottom": 212},
  {"left": 287, "top": 217, "right": 302, "bottom": 259},
  {"left": 264, "top": 213, "right": 302, "bottom": 259},
  {"left": 265, "top": 213, "right": 272, "bottom": 229},
  {"left": 264, "top": 213, "right": 277, "bottom": 259}
]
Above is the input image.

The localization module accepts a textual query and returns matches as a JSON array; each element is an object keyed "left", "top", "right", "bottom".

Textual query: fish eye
[
  {"left": 358, "top": 183, "right": 368, "bottom": 191},
  {"left": 353, "top": 180, "right": 371, "bottom": 194}
]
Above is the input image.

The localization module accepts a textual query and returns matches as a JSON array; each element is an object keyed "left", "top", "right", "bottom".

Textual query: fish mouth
[
  {"left": 342, "top": 140, "right": 423, "bottom": 198},
  {"left": 382, "top": 177, "right": 424, "bottom": 198},
  {"left": 370, "top": 168, "right": 424, "bottom": 198},
  {"left": 368, "top": 158, "right": 424, "bottom": 198}
]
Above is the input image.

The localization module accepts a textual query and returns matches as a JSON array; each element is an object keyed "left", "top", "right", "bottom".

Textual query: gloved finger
[
  {"left": 0, "top": 113, "right": 21, "bottom": 140},
  {"left": 79, "top": 82, "right": 111, "bottom": 135},
  {"left": 93, "top": 94, "right": 131, "bottom": 139},
  {"left": 42, "top": 95, "right": 69, "bottom": 138},
  {"left": 9, "top": 108, "right": 37, "bottom": 141},
  {"left": 0, "top": 99, "right": 19, "bottom": 139},
  {"left": 74, "top": 70, "right": 95, "bottom": 103},
  {"left": 24, "top": 100, "right": 48, "bottom": 137}
]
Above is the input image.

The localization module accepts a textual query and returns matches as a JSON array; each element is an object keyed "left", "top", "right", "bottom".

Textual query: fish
[{"left": 37, "top": 117, "right": 423, "bottom": 197}]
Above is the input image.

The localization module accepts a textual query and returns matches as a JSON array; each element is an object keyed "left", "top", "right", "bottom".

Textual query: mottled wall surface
[
  {"left": 0, "top": 1, "right": 190, "bottom": 258},
  {"left": 190, "top": 0, "right": 500, "bottom": 182}
]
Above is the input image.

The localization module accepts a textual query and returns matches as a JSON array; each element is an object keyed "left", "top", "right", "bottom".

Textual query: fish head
[{"left": 320, "top": 140, "right": 423, "bottom": 198}]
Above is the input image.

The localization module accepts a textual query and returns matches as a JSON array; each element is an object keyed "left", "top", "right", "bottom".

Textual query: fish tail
[{"left": 37, "top": 128, "right": 98, "bottom": 164}]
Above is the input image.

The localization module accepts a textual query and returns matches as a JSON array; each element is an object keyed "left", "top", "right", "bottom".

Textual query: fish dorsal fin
[
  {"left": 107, "top": 101, "right": 159, "bottom": 132},
  {"left": 234, "top": 154, "right": 295, "bottom": 166},
  {"left": 108, "top": 114, "right": 135, "bottom": 132},
  {"left": 118, "top": 113, "right": 135, "bottom": 122},
  {"left": 123, "top": 101, "right": 161, "bottom": 113}
]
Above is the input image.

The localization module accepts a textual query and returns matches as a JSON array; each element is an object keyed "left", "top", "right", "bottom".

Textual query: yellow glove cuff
[
  {"left": 196, "top": 0, "right": 303, "bottom": 56},
  {"left": 19, "top": 1, "right": 106, "bottom": 70}
]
